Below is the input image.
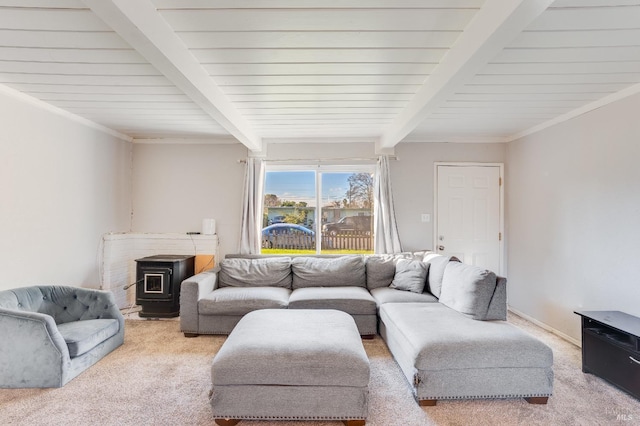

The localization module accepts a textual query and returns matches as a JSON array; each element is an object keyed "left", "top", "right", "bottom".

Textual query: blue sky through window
[{"left": 264, "top": 171, "right": 356, "bottom": 207}]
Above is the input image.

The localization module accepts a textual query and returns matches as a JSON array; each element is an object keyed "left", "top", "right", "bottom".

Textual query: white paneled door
[{"left": 435, "top": 164, "right": 503, "bottom": 274}]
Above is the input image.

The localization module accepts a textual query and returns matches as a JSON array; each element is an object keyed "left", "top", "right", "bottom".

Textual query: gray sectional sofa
[{"left": 180, "top": 252, "right": 554, "bottom": 405}]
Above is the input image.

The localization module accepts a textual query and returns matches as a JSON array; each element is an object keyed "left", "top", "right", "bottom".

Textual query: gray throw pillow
[
  {"left": 438, "top": 261, "right": 497, "bottom": 320},
  {"left": 390, "top": 259, "right": 429, "bottom": 293},
  {"left": 365, "top": 253, "right": 414, "bottom": 290}
]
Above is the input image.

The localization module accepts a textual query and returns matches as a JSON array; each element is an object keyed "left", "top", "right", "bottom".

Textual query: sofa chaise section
[
  {"left": 380, "top": 303, "right": 553, "bottom": 404},
  {"left": 377, "top": 259, "right": 553, "bottom": 405}
]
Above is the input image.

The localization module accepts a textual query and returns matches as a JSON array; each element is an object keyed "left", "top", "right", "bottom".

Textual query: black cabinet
[
  {"left": 575, "top": 310, "right": 640, "bottom": 400},
  {"left": 135, "top": 255, "right": 194, "bottom": 318}
]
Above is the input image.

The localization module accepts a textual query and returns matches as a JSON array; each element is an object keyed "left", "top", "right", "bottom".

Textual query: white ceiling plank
[
  {"left": 229, "top": 93, "right": 415, "bottom": 102},
  {"left": 450, "top": 92, "right": 602, "bottom": 101},
  {"left": 10, "top": 83, "right": 184, "bottom": 95},
  {"left": 246, "top": 114, "right": 397, "bottom": 121},
  {"left": 48, "top": 100, "right": 203, "bottom": 109},
  {"left": 495, "top": 46, "right": 640, "bottom": 63},
  {"left": 177, "top": 31, "right": 461, "bottom": 50},
  {"left": 204, "top": 63, "right": 437, "bottom": 77},
  {"left": 0, "top": 29, "right": 129, "bottom": 49},
  {"left": 511, "top": 29, "right": 640, "bottom": 48},
  {"left": 0, "top": 47, "right": 146, "bottom": 63},
  {"left": 159, "top": 9, "right": 476, "bottom": 32},
  {"left": 471, "top": 73, "right": 640, "bottom": 85},
  {"left": 214, "top": 75, "right": 427, "bottom": 86},
  {"left": 192, "top": 49, "right": 447, "bottom": 65},
  {"left": 442, "top": 99, "right": 586, "bottom": 108},
  {"left": 83, "top": 0, "right": 261, "bottom": 150},
  {"left": 240, "top": 107, "right": 402, "bottom": 115},
  {"left": 528, "top": 5, "right": 640, "bottom": 31},
  {"left": 0, "top": 61, "right": 161, "bottom": 76},
  {"left": 0, "top": 0, "right": 85, "bottom": 7},
  {"left": 32, "top": 92, "right": 192, "bottom": 102},
  {"left": 551, "top": 0, "right": 640, "bottom": 6},
  {"left": 234, "top": 101, "right": 409, "bottom": 109},
  {"left": 456, "top": 82, "right": 632, "bottom": 94},
  {"left": 379, "top": 0, "right": 555, "bottom": 148},
  {"left": 0, "top": 73, "right": 172, "bottom": 86},
  {"left": 221, "top": 85, "right": 421, "bottom": 95},
  {"left": 482, "top": 61, "right": 640, "bottom": 75},
  {"left": 152, "top": 0, "right": 484, "bottom": 9},
  {"left": 0, "top": 9, "right": 111, "bottom": 31}
]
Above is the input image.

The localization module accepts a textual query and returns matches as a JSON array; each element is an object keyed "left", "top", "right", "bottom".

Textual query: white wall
[
  {"left": 131, "top": 140, "right": 506, "bottom": 258},
  {"left": 393, "top": 142, "right": 506, "bottom": 252},
  {"left": 0, "top": 89, "right": 132, "bottom": 290},
  {"left": 131, "top": 142, "right": 247, "bottom": 260},
  {"left": 506, "top": 92, "right": 640, "bottom": 342}
]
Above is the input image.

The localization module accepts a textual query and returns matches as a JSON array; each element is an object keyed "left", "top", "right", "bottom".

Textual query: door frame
[{"left": 433, "top": 162, "right": 505, "bottom": 276}]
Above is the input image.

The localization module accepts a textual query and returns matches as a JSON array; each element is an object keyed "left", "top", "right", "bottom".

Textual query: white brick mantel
[{"left": 101, "top": 232, "right": 218, "bottom": 308}]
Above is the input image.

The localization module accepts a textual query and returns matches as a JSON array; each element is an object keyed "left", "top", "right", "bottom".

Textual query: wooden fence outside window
[{"left": 262, "top": 230, "right": 373, "bottom": 251}]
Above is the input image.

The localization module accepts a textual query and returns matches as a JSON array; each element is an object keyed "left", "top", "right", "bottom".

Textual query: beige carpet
[{"left": 1, "top": 313, "right": 639, "bottom": 426}]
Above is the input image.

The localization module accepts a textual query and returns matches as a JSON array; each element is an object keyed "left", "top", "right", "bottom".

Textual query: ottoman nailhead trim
[{"left": 214, "top": 415, "right": 366, "bottom": 421}]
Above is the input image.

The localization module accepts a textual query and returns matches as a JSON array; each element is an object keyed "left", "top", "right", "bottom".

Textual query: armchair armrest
[
  {"left": 0, "top": 308, "right": 71, "bottom": 388},
  {"left": 180, "top": 270, "right": 218, "bottom": 334}
]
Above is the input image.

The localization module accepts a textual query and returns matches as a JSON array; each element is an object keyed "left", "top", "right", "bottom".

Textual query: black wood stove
[{"left": 135, "top": 254, "right": 195, "bottom": 318}]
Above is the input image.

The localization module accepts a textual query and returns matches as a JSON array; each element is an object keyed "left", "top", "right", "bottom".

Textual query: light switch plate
[{"left": 421, "top": 213, "right": 431, "bottom": 223}]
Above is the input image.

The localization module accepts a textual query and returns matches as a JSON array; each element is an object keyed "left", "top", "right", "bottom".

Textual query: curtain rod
[{"left": 238, "top": 156, "right": 398, "bottom": 164}]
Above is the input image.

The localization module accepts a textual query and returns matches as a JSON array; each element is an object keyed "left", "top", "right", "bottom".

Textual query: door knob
[{"left": 438, "top": 245, "right": 445, "bottom": 251}]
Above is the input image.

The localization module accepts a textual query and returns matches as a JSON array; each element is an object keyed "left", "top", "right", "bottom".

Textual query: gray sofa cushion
[
  {"left": 199, "top": 287, "right": 291, "bottom": 315},
  {"left": 390, "top": 259, "right": 429, "bottom": 293},
  {"left": 219, "top": 257, "right": 292, "bottom": 289},
  {"left": 422, "top": 253, "right": 459, "bottom": 298},
  {"left": 369, "top": 287, "right": 438, "bottom": 307},
  {"left": 57, "top": 319, "right": 120, "bottom": 357},
  {"left": 365, "top": 253, "right": 414, "bottom": 290},
  {"left": 289, "top": 287, "right": 376, "bottom": 315},
  {"left": 291, "top": 256, "right": 365, "bottom": 289},
  {"left": 438, "top": 262, "right": 497, "bottom": 320}
]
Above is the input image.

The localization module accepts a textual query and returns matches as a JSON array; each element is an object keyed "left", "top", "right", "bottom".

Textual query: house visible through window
[{"left": 262, "top": 166, "right": 374, "bottom": 255}]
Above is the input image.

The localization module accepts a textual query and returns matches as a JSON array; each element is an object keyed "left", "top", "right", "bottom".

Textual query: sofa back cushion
[
  {"left": 291, "top": 256, "right": 366, "bottom": 289},
  {"left": 365, "top": 253, "right": 414, "bottom": 290},
  {"left": 438, "top": 262, "right": 497, "bottom": 320},
  {"left": 219, "top": 257, "right": 292, "bottom": 289},
  {"left": 422, "top": 252, "right": 459, "bottom": 298}
]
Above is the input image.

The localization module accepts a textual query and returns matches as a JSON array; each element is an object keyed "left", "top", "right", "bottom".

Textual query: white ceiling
[{"left": 1, "top": 0, "right": 639, "bottom": 151}]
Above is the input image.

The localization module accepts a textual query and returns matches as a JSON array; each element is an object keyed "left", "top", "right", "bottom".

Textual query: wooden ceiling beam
[{"left": 83, "top": 0, "right": 261, "bottom": 151}]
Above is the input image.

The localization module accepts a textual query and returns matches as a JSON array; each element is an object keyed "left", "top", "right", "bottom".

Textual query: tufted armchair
[{"left": 0, "top": 285, "right": 124, "bottom": 388}]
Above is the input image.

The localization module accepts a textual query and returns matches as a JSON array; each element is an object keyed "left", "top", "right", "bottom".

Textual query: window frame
[{"left": 262, "top": 162, "right": 376, "bottom": 254}]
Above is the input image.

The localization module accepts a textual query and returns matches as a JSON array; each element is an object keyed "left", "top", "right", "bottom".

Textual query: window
[{"left": 262, "top": 165, "right": 374, "bottom": 254}]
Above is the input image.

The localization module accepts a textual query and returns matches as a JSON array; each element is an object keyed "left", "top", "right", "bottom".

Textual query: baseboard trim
[{"left": 508, "top": 307, "right": 581, "bottom": 347}]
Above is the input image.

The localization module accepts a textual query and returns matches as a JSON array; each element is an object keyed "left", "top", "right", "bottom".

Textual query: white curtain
[
  {"left": 374, "top": 155, "right": 402, "bottom": 254},
  {"left": 239, "top": 157, "right": 265, "bottom": 254}
]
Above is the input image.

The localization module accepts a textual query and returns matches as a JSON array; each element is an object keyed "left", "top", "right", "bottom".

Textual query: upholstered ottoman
[
  {"left": 210, "top": 309, "right": 370, "bottom": 426},
  {"left": 379, "top": 303, "right": 553, "bottom": 405}
]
